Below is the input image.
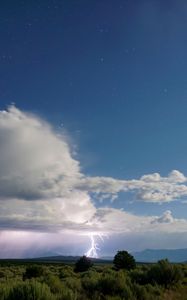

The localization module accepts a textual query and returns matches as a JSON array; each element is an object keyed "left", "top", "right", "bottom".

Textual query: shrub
[
  {"left": 104, "top": 297, "right": 124, "bottom": 300},
  {"left": 133, "top": 283, "right": 162, "bottom": 300},
  {"left": 130, "top": 269, "right": 148, "bottom": 285},
  {"left": 23, "top": 265, "right": 46, "bottom": 280},
  {"left": 81, "top": 271, "right": 100, "bottom": 298},
  {"left": 74, "top": 256, "right": 93, "bottom": 273},
  {"left": 56, "top": 287, "right": 76, "bottom": 300},
  {"left": 146, "top": 259, "right": 183, "bottom": 288},
  {"left": 98, "top": 270, "right": 134, "bottom": 298},
  {"left": 113, "top": 251, "right": 136, "bottom": 271},
  {"left": 59, "top": 266, "right": 75, "bottom": 279},
  {"left": 6, "top": 280, "right": 56, "bottom": 300},
  {"left": 45, "top": 274, "right": 63, "bottom": 294},
  {"left": 0, "top": 270, "right": 5, "bottom": 278},
  {"left": 63, "top": 276, "right": 82, "bottom": 293},
  {"left": 0, "top": 283, "right": 12, "bottom": 300}
]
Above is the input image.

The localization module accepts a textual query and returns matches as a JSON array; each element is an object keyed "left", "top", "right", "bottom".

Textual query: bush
[
  {"left": 23, "top": 265, "right": 46, "bottom": 280},
  {"left": 113, "top": 251, "right": 136, "bottom": 271},
  {"left": 63, "top": 276, "right": 82, "bottom": 293},
  {"left": 134, "top": 283, "right": 162, "bottom": 300},
  {"left": 81, "top": 271, "right": 100, "bottom": 298},
  {"left": 0, "top": 282, "right": 12, "bottom": 300},
  {"left": 98, "top": 270, "right": 134, "bottom": 298},
  {"left": 59, "top": 266, "right": 75, "bottom": 279},
  {"left": 130, "top": 269, "right": 148, "bottom": 285},
  {"left": 45, "top": 274, "right": 63, "bottom": 294},
  {"left": 146, "top": 259, "right": 183, "bottom": 288},
  {"left": 56, "top": 287, "right": 76, "bottom": 300},
  {"left": 0, "top": 270, "right": 5, "bottom": 278},
  {"left": 6, "top": 280, "right": 56, "bottom": 300},
  {"left": 74, "top": 256, "right": 93, "bottom": 273}
]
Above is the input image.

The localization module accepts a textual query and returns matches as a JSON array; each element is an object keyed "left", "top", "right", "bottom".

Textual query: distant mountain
[
  {"left": 2, "top": 249, "right": 187, "bottom": 263},
  {"left": 101, "top": 256, "right": 113, "bottom": 260},
  {"left": 34, "top": 249, "right": 187, "bottom": 263},
  {"left": 0, "top": 255, "right": 113, "bottom": 264},
  {"left": 30, "top": 255, "right": 111, "bottom": 264},
  {"left": 31, "top": 255, "right": 80, "bottom": 262},
  {"left": 133, "top": 248, "right": 187, "bottom": 262}
]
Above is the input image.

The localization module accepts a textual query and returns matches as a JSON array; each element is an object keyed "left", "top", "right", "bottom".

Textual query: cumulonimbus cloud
[{"left": 0, "top": 106, "right": 187, "bottom": 238}]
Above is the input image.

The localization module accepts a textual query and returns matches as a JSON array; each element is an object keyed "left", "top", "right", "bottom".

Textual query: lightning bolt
[
  {"left": 85, "top": 235, "right": 99, "bottom": 258},
  {"left": 85, "top": 234, "right": 105, "bottom": 258}
]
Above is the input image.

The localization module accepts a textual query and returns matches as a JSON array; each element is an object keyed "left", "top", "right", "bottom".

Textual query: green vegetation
[
  {"left": 0, "top": 253, "right": 186, "bottom": 299},
  {"left": 113, "top": 251, "right": 136, "bottom": 271}
]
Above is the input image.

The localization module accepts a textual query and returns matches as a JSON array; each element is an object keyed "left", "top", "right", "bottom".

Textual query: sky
[{"left": 1, "top": 0, "right": 187, "bottom": 258}]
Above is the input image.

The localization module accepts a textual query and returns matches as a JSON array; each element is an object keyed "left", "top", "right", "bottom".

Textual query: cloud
[
  {"left": 1, "top": 106, "right": 187, "bottom": 206},
  {"left": 0, "top": 208, "right": 187, "bottom": 258},
  {"left": 0, "top": 105, "right": 187, "bottom": 245},
  {"left": 0, "top": 105, "right": 81, "bottom": 200},
  {"left": 88, "top": 208, "right": 187, "bottom": 235},
  {"left": 151, "top": 210, "right": 174, "bottom": 224},
  {"left": 0, "top": 105, "right": 97, "bottom": 235},
  {"left": 78, "top": 170, "right": 187, "bottom": 203}
]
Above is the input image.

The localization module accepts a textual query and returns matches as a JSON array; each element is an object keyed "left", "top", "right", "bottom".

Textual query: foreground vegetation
[{"left": 0, "top": 253, "right": 187, "bottom": 299}]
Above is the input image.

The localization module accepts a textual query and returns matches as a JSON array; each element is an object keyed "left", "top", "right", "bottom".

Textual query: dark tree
[
  {"left": 74, "top": 255, "right": 93, "bottom": 273},
  {"left": 113, "top": 250, "right": 136, "bottom": 270}
]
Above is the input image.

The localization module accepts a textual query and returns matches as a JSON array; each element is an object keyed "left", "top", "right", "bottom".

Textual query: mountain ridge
[
  {"left": 133, "top": 248, "right": 187, "bottom": 262},
  {"left": 1, "top": 248, "right": 187, "bottom": 263}
]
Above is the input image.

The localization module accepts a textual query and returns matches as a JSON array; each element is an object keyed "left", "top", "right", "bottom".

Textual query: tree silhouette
[
  {"left": 113, "top": 250, "right": 136, "bottom": 270},
  {"left": 74, "top": 255, "right": 93, "bottom": 273}
]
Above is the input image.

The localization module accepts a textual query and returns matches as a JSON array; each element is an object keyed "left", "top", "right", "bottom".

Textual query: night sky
[{"left": 1, "top": 0, "right": 187, "bottom": 257}]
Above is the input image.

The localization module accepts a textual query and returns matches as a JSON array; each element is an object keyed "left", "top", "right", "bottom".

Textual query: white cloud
[
  {"left": 0, "top": 105, "right": 187, "bottom": 249},
  {"left": 151, "top": 210, "right": 174, "bottom": 224},
  {"left": 0, "top": 106, "right": 96, "bottom": 235},
  {"left": 79, "top": 170, "right": 187, "bottom": 203},
  {"left": 1, "top": 106, "right": 187, "bottom": 206},
  {"left": 88, "top": 208, "right": 187, "bottom": 235},
  {"left": 0, "top": 105, "right": 81, "bottom": 200}
]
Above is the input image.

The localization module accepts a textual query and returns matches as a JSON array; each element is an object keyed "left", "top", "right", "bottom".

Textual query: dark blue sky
[{"left": 1, "top": 0, "right": 187, "bottom": 221}]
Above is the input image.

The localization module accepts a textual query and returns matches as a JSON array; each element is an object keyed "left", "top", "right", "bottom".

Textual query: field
[{"left": 0, "top": 257, "right": 187, "bottom": 299}]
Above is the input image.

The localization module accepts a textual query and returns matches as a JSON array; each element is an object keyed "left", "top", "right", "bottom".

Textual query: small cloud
[{"left": 151, "top": 210, "right": 174, "bottom": 224}]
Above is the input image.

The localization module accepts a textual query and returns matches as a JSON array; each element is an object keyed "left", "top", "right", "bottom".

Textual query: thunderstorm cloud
[{"left": 0, "top": 106, "right": 187, "bottom": 256}]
